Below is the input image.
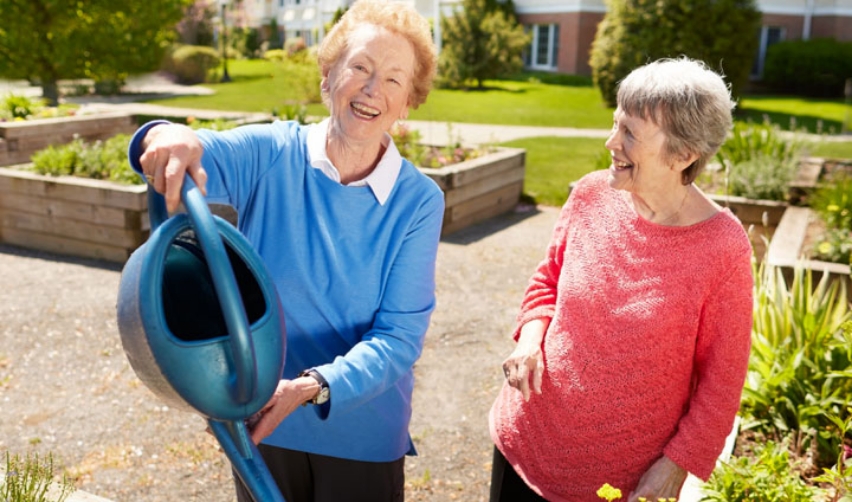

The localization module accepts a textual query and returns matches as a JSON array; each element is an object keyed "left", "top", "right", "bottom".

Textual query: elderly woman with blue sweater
[{"left": 127, "top": 1, "right": 443, "bottom": 500}]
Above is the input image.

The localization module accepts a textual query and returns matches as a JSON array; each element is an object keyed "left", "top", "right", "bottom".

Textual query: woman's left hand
[
  {"left": 628, "top": 456, "right": 687, "bottom": 502},
  {"left": 247, "top": 376, "right": 321, "bottom": 444}
]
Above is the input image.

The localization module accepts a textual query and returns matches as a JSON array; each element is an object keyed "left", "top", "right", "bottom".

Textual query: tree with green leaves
[
  {"left": 438, "top": 0, "right": 530, "bottom": 89},
  {"left": 0, "top": 0, "right": 190, "bottom": 105},
  {"left": 589, "top": 0, "right": 761, "bottom": 107}
]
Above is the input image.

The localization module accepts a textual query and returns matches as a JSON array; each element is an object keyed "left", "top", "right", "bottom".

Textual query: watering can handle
[{"left": 148, "top": 178, "right": 257, "bottom": 405}]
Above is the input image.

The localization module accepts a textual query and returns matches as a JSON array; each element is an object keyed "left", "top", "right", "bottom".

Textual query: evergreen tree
[
  {"left": 438, "top": 0, "right": 530, "bottom": 89},
  {"left": 0, "top": 0, "right": 189, "bottom": 105},
  {"left": 589, "top": 0, "right": 761, "bottom": 107}
]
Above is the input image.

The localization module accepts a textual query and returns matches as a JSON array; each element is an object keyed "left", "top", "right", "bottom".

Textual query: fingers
[
  {"left": 138, "top": 124, "right": 205, "bottom": 212},
  {"left": 503, "top": 353, "right": 543, "bottom": 402}
]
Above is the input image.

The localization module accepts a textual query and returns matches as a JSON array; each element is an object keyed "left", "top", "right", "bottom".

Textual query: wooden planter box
[
  {"left": 419, "top": 147, "right": 525, "bottom": 235},
  {"left": 0, "top": 111, "right": 137, "bottom": 167},
  {"left": 768, "top": 206, "right": 851, "bottom": 295},
  {"left": 0, "top": 167, "right": 148, "bottom": 263}
]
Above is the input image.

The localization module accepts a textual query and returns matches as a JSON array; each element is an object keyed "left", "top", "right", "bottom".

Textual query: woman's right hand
[
  {"left": 502, "top": 318, "right": 548, "bottom": 401},
  {"left": 139, "top": 123, "right": 208, "bottom": 212}
]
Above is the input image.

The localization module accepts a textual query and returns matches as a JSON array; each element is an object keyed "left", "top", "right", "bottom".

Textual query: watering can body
[
  {"left": 116, "top": 174, "right": 287, "bottom": 502},
  {"left": 117, "top": 209, "right": 286, "bottom": 421}
]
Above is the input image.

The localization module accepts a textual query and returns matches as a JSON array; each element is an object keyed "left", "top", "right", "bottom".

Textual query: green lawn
[
  {"left": 499, "top": 136, "right": 607, "bottom": 207},
  {"left": 145, "top": 60, "right": 852, "bottom": 206}
]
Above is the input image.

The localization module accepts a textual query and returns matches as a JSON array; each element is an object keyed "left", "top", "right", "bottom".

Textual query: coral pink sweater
[{"left": 489, "top": 171, "right": 753, "bottom": 501}]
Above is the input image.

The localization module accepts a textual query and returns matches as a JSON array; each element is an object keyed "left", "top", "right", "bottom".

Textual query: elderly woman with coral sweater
[{"left": 489, "top": 57, "right": 754, "bottom": 502}]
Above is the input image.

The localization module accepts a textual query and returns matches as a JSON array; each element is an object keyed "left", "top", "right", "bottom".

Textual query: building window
[
  {"left": 525, "top": 23, "right": 559, "bottom": 70},
  {"left": 751, "top": 26, "right": 784, "bottom": 79}
]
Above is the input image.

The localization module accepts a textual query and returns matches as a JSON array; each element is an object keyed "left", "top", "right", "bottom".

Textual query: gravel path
[{"left": 0, "top": 204, "right": 559, "bottom": 502}]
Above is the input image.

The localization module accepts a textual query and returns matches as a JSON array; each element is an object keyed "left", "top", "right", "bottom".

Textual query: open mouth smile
[{"left": 351, "top": 102, "right": 380, "bottom": 119}]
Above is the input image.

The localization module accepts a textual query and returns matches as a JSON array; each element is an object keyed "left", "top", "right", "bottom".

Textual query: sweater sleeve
[
  {"left": 663, "top": 240, "right": 754, "bottom": 480},
  {"left": 512, "top": 181, "right": 582, "bottom": 341}
]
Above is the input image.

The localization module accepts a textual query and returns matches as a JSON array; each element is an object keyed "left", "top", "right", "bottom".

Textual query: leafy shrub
[
  {"left": 163, "top": 44, "right": 221, "bottom": 84},
  {"left": 740, "top": 260, "right": 852, "bottom": 469},
  {"left": 185, "top": 116, "right": 240, "bottom": 131},
  {"left": 811, "top": 175, "right": 852, "bottom": 232},
  {"left": 278, "top": 54, "right": 322, "bottom": 104},
  {"left": 589, "top": 0, "right": 760, "bottom": 107},
  {"left": 762, "top": 38, "right": 852, "bottom": 98},
  {"left": 700, "top": 122, "right": 807, "bottom": 201},
  {"left": 0, "top": 94, "right": 78, "bottom": 121},
  {"left": 702, "top": 440, "right": 818, "bottom": 501},
  {"left": 263, "top": 49, "right": 286, "bottom": 62},
  {"left": 30, "top": 134, "right": 140, "bottom": 185},
  {"left": 809, "top": 174, "right": 852, "bottom": 265}
]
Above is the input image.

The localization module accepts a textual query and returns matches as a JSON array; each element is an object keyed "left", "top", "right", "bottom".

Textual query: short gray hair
[{"left": 617, "top": 57, "right": 735, "bottom": 184}]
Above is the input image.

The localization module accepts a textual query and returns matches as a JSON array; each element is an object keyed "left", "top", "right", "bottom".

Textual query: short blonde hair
[
  {"left": 617, "top": 57, "right": 735, "bottom": 184},
  {"left": 317, "top": 0, "right": 437, "bottom": 109}
]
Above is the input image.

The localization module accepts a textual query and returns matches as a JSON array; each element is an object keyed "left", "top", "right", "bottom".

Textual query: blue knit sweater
[{"left": 129, "top": 120, "right": 444, "bottom": 461}]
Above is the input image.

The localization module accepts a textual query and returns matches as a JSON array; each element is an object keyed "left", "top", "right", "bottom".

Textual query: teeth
[
  {"left": 351, "top": 102, "right": 379, "bottom": 117},
  {"left": 614, "top": 160, "right": 632, "bottom": 168}
]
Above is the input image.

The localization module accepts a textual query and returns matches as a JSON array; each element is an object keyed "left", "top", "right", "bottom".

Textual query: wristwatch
[{"left": 299, "top": 369, "right": 330, "bottom": 405}]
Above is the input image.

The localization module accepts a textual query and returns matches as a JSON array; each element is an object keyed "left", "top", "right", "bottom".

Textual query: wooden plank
[
  {"left": 0, "top": 192, "right": 142, "bottom": 229},
  {"left": 709, "top": 194, "right": 787, "bottom": 226},
  {"left": 1, "top": 210, "right": 146, "bottom": 248},
  {"left": 0, "top": 113, "right": 135, "bottom": 140},
  {"left": 0, "top": 227, "right": 132, "bottom": 263},
  {"left": 441, "top": 192, "right": 520, "bottom": 236},
  {"left": 451, "top": 149, "right": 525, "bottom": 188},
  {"left": 449, "top": 181, "right": 522, "bottom": 222},
  {"left": 0, "top": 169, "right": 148, "bottom": 211},
  {"left": 767, "top": 206, "right": 810, "bottom": 266},
  {"left": 444, "top": 164, "right": 525, "bottom": 207}
]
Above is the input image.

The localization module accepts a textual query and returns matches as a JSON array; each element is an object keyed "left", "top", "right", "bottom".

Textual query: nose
[
  {"left": 363, "top": 75, "right": 381, "bottom": 97},
  {"left": 605, "top": 128, "right": 618, "bottom": 151}
]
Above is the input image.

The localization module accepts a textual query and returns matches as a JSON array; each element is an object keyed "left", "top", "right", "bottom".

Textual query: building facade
[{"left": 234, "top": 0, "right": 852, "bottom": 77}]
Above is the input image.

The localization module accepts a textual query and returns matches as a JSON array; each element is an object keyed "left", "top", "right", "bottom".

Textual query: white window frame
[
  {"left": 527, "top": 23, "right": 559, "bottom": 71},
  {"left": 752, "top": 25, "right": 785, "bottom": 79}
]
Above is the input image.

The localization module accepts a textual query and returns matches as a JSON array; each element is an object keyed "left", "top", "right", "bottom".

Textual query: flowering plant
[{"left": 596, "top": 483, "right": 677, "bottom": 502}]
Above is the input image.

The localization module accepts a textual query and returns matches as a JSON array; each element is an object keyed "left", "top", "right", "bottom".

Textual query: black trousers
[
  {"left": 490, "top": 446, "right": 548, "bottom": 502},
  {"left": 233, "top": 443, "right": 405, "bottom": 502}
]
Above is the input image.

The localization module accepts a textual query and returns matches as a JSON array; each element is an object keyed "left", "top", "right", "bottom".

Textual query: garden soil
[{"left": 0, "top": 203, "right": 559, "bottom": 502}]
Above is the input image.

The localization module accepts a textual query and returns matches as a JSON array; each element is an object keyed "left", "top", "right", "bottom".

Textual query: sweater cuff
[
  {"left": 512, "top": 307, "right": 554, "bottom": 341},
  {"left": 127, "top": 120, "right": 172, "bottom": 178}
]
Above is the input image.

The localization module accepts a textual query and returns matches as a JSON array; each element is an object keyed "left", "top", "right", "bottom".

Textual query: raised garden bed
[
  {"left": 0, "top": 111, "right": 137, "bottom": 167},
  {"left": 0, "top": 166, "right": 148, "bottom": 263},
  {"left": 419, "top": 147, "right": 526, "bottom": 236},
  {"left": 767, "top": 206, "right": 851, "bottom": 294}
]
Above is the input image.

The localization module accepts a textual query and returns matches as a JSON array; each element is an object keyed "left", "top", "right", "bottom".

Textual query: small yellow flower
[
  {"left": 596, "top": 483, "right": 623, "bottom": 501},
  {"left": 818, "top": 242, "right": 833, "bottom": 255}
]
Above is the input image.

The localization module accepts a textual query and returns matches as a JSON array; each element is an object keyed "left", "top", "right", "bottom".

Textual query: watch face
[{"left": 314, "top": 387, "right": 330, "bottom": 405}]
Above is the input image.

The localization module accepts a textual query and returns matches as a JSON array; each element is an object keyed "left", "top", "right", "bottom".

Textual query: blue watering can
[{"left": 116, "top": 175, "right": 286, "bottom": 502}]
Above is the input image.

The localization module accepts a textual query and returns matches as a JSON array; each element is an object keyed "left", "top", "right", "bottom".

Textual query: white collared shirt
[{"left": 306, "top": 118, "right": 402, "bottom": 205}]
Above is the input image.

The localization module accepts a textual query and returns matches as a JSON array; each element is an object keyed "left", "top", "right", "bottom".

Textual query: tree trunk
[{"left": 41, "top": 80, "right": 59, "bottom": 107}]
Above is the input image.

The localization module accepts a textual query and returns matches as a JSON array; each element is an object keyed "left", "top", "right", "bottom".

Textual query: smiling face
[
  {"left": 604, "top": 107, "right": 682, "bottom": 196},
  {"left": 323, "top": 24, "right": 415, "bottom": 146}
]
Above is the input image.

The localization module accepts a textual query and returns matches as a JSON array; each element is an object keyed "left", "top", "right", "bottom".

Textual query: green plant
[
  {"left": 30, "top": 134, "right": 141, "bottom": 185},
  {"left": 0, "top": 95, "right": 77, "bottom": 122},
  {"left": 704, "top": 121, "right": 808, "bottom": 201},
  {"left": 1, "top": 451, "right": 74, "bottom": 502},
  {"left": 163, "top": 44, "right": 221, "bottom": 85},
  {"left": 589, "top": 0, "right": 760, "bottom": 107},
  {"left": 812, "top": 408, "right": 852, "bottom": 502},
  {"left": 762, "top": 38, "right": 852, "bottom": 98},
  {"left": 186, "top": 116, "right": 240, "bottom": 131},
  {"left": 437, "top": 0, "right": 530, "bottom": 89},
  {"left": 702, "top": 439, "right": 818, "bottom": 501},
  {"left": 740, "top": 259, "right": 852, "bottom": 468},
  {"left": 812, "top": 175, "right": 852, "bottom": 232},
  {"left": 812, "top": 229, "right": 852, "bottom": 266}
]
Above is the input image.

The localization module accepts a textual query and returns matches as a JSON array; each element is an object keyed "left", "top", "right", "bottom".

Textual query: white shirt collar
[{"left": 306, "top": 118, "right": 401, "bottom": 205}]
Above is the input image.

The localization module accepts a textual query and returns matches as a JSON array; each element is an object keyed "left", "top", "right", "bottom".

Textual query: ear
[{"left": 672, "top": 150, "right": 699, "bottom": 172}]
